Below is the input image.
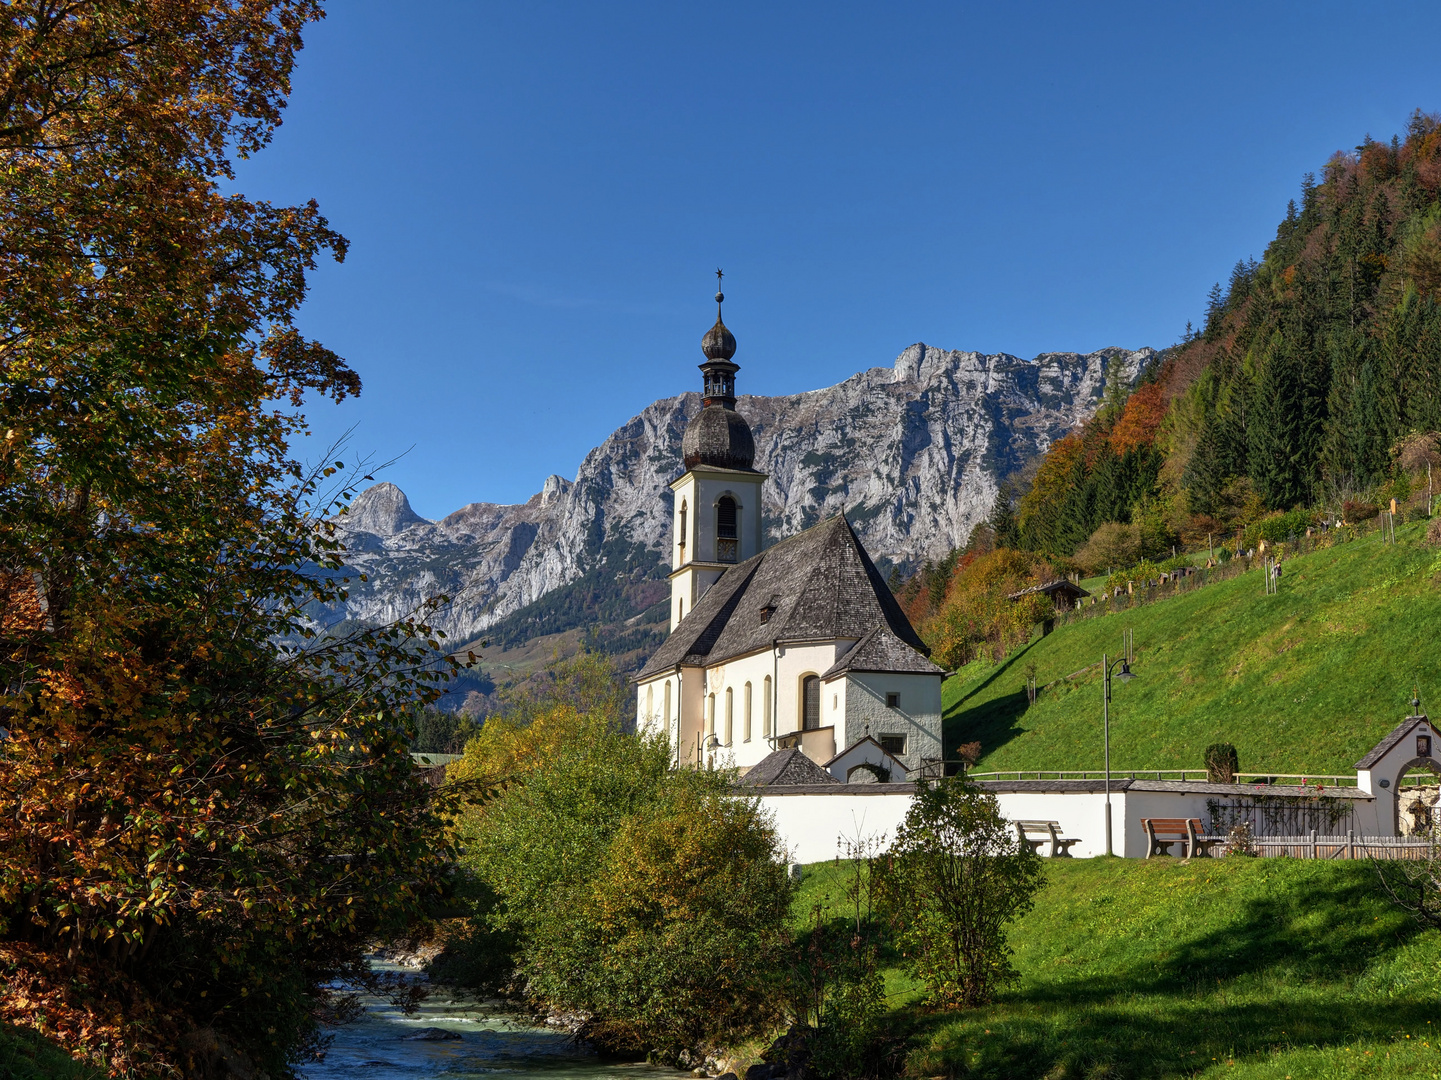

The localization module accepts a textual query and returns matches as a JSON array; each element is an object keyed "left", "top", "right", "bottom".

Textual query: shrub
[
  {"left": 1205, "top": 742, "right": 1240, "bottom": 783},
  {"left": 1344, "top": 499, "right": 1380, "bottom": 523},
  {"left": 882, "top": 778, "right": 1043, "bottom": 1008},
  {"left": 1428, "top": 518, "right": 1441, "bottom": 546},
  {"left": 1076, "top": 521, "right": 1140, "bottom": 575},
  {"left": 457, "top": 727, "right": 791, "bottom": 1057}
]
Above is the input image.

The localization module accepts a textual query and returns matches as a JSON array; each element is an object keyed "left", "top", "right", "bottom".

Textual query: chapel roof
[
  {"left": 1355, "top": 714, "right": 1435, "bottom": 769},
  {"left": 738, "top": 746, "right": 841, "bottom": 787},
  {"left": 821, "top": 624, "right": 945, "bottom": 680},
  {"left": 635, "top": 514, "right": 929, "bottom": 681}
]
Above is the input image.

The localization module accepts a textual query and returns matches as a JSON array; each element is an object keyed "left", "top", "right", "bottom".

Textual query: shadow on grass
[
  {"left": 908, "top": 865, "right": 1437, "bottom": 1079},
  {"left": 942, "top": 641, "right": 1039, "bottom": 762}
]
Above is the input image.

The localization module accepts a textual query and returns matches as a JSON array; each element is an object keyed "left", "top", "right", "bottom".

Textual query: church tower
[{"left": 670, "top": 274, "right": 767, "bottom": 630}]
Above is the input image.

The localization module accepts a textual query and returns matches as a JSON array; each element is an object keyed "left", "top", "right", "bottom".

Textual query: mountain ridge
[{"left": 318, "top": 342, "right": 1157, "bottom": 649}]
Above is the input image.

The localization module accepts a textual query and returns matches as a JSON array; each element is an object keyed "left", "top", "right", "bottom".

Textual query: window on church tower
[
  {"left": 725, "top": 687, "right": 733, "bottom": 745},
  {"left": 717, "top": 496, "right": 738, "bottom": 563},
  {"left": 802, "top": 675, "right": 820, "bottom": 731}
]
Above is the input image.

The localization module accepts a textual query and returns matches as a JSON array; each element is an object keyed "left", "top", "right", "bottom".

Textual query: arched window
[
  {"left": 663, "top": 681, "right": 672, "bottom": 725},
  {"left": 802, "top": 675, "right": 821, "bottom": 731},
  {"left": 678, "top": 501, "right": 687, "bottom": 556},
  {"left": 724, "top": 687, "right": 733, "bottom": 745},
  {"left": 743, "top": 682, "right": 753, "bottom": 742},
  {"left": 763, "top": 676, "right": 772, "bottom": 736},
  {"left": 717, "top": 496, "right": 738, "bottom": 563},
  {"left": 645, "top": 684, "right": 653, "bottom": 724},
  {"left": 707, "top": 693, "right": 715, "bottom": 737}
]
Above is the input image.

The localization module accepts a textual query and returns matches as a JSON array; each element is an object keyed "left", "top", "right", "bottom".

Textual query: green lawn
[
  {"left": 0, "top": 1023, "right": 97, "bottom": 1080},
  {"left": 795, "top": 856, "right": 1441, "bottom": 1079},
  {"left": 944, "top": 522, "right": 1441, "bottom": 776}
]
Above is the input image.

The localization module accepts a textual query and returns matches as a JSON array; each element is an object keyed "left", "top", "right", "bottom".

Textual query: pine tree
[{"left": 989, "top": 482, "right": 1019, "bottom": 549}]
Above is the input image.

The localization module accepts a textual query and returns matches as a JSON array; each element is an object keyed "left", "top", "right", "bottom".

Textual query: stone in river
[{"left": 402, "top": 1026, "right": 463, "bottom": 1041}]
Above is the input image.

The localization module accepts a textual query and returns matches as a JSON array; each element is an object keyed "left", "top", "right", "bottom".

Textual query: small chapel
[{"left": 633, "top": 283, "right": 946, "bottom": 782}]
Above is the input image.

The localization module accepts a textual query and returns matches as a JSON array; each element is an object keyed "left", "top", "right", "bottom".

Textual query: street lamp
[{"left": 1103, "top": 652, "right": 1136, "bottom": 857}]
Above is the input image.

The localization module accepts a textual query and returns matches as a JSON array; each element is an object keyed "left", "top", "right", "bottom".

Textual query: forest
[{"left": 901, "top": 110, "right": 1441, "bottom": 667}]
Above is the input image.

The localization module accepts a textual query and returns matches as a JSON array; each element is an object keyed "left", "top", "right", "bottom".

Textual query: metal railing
[{"left": 968, "top": 769, "right": 1359, "bottom": 787}]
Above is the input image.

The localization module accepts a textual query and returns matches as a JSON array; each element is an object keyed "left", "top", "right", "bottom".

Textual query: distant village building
[{"left": 633, "top": 285, "right": 945, "bottom": 777}]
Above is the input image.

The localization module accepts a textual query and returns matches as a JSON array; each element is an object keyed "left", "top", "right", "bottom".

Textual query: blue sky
[{"left": 236, "top": 2, "right": 1441, "bottom": 517}]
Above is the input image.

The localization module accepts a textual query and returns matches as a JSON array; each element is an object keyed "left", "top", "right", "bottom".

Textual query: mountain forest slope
[
  {"left": 1004, "top": 109, "right": 1441, "bottom": 560},
  {"left": 944, "top": 520, "right": 1441, "bottom": 776}
]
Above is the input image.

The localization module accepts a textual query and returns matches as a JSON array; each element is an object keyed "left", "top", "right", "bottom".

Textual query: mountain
[{"left": 318, "top": 343, "right": 1156, "bottom": 657}]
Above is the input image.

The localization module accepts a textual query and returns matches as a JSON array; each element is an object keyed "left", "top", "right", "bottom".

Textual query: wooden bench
[
  {"left": 1014, "top": 820, "right": 1079, "bottom": 858},
  {"left": 1141, "top": 817, "right": 1212, "bottom": 859}
]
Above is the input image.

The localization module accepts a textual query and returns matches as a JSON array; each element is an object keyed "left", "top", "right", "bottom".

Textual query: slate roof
[
  {"left": 636, "top": 515, "right": 929, "bottom": 680},
  {"left": 738, "top": 747, "right": 841, "bottom": 787},
  {"left": 1356, "top": 715, "right": 1434, "bottom": 769},
  {"left": 821, "top": 625, "right": 944, "bottom": 680}
]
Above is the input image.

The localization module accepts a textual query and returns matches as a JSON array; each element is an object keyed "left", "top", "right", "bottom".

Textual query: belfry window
[
  {"left": 717, "top": 496, "right": 738, "bottom": 563},
  {"left": 802, "top": 675, "right": 821, "bottom": 731}
]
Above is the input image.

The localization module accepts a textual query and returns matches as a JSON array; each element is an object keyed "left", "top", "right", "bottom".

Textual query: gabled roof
[
  {"left": 824, "top": 735, "right": 910, "bottom": 775},
  {"left": 821, "top": 625, "right": 944, "bottom": 681},
  {"left": 738, "top": 747, "right": 841, "bottom": 787},
  {"left": 1356, "top": 715, "right": 1435, "bottom": 769},
  {"left": 1008, "top": 579, "right": 1090, "bottom": 602},
  {"left": 636, "top": 515, "right": 928, "bottom": 680}
]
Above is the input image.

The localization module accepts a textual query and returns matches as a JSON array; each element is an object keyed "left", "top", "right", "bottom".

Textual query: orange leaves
[{"left": 1107, "top": 382, "right": 1168, "bottom": 456}]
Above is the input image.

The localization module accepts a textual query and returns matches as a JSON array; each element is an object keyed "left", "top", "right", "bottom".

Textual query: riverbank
[{"left": 796, "top": 855, "right": 1441, "bottom": 1078}]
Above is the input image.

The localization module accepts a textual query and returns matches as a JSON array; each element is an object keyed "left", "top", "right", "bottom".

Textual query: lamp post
[{"left": 1102, "top": 652, "right": 1136, "bottom": 856}]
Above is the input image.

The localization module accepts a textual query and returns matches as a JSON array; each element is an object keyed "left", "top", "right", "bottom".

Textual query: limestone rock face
[{"left": 325, "top": 343, "right": 1154, "bottom": 644}]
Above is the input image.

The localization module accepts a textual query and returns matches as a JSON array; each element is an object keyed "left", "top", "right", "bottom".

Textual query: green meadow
[
  {"left": 944, "top": 522, "right": 1441, "bottom": 777},
  {"left": 796, "top": 856, "right": 1441, "bottom": 1079}
]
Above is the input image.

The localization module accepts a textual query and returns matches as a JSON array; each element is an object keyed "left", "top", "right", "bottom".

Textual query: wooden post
[
  {"left": 1347, "top": 829, "right": 1355, "bottom": 860},
  {"left": 1310, "top": 829, "right": 1317, "bottom": 860}
]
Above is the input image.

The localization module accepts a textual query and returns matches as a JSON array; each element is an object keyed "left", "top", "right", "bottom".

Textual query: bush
[
  {"left": 455, "top": 722, "right": 791, "bottom": 1057},
  {"left": 1076, "top": 522, "right": 1140, "bottom": 575},
  {"left": 1429, "top": 518, "right": 1441, "bottom": 546},
  {"left": 1246, "top": 508, "right": 1316, "bottom": 545},
  {"left": 1205, "top": 742, "right": 1240, "bottom": 783},
  {"left": 882, "top": 778, "right": 1043, "bottom": 1008},
  {"left": 1344, "top": 499, "right": 1380, "bottom": 523}
]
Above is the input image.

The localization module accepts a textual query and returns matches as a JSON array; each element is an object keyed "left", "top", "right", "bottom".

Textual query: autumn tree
[{"left": 0, "top": 4, "right": 456, "bottom": 1073}]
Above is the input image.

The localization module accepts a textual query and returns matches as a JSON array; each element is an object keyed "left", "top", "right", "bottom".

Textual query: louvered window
[
  {"left": 717, "top": 496, "right": 738, "bottom": 562},
  {"left": 802, "top": 675, "right": 821, "bottom": 731}
]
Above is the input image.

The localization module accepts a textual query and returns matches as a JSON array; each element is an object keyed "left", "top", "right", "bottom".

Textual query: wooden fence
[{"left": 1206, "top": 831, "right": 1432, "bottom": 860}]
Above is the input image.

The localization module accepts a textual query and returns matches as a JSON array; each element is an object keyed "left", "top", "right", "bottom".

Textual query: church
[{"left": 633, "top": 284, "right": 946, "bottom": 782}]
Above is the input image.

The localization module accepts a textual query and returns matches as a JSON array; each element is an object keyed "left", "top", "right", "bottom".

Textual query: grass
[
  {"left": 944, "top": 522, "right": 1441, "bottom": 776},
  {"left": 794, "top": 856, "right": 1441, "bottom": 1079},
  {"left": 0, "top": 1022, "right": 98, "bottom": 1080}
]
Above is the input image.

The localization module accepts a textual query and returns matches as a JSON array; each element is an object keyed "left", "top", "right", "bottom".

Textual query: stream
[{"left": 297, "top": 963, "right": 688, "bottom": 1080}]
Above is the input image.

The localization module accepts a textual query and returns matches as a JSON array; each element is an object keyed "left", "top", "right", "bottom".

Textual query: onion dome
[
  {"left": 683, "top": 405, "right": 756, "bottom": 470},
  {"left": 682, "top": 270, "right": 757, "bottom": 471}
]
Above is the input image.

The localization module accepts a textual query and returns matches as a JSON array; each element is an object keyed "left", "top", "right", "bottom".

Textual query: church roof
[
  {"left": 821, "top": 625, "right": 945, "bottom": 680},
  {"left": 636, "top": 514, "right": 929, "bottom": 681},
  {"left": 738, "top": 747, "right": 841, "bottom": 787}
]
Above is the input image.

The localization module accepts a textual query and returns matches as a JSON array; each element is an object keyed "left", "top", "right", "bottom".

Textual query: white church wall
[
  {"left": 839, "top": 672, "right": 943, "bottom": 774},
  {"left": 775, "top": 642, "right": 850, "bottom": 739},
  {"left": 698, "top": 651, "right": 779, "bottom": 770}
]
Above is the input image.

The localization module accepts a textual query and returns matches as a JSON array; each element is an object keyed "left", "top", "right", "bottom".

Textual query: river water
[{"left": 297, "top": 963, "right": 687, "bottom": 1080}]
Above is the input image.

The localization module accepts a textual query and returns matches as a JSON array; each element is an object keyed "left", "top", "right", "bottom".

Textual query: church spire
[
  {"left": 682, "top": 272, "right": 756, "bottom": 471},
  {"left": 699, "top": 268, "right": 738, "bottom": 407}
]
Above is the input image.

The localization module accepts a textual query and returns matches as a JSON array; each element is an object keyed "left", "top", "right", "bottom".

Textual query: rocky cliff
[{"left": 322, "top": 343, "right": 1154, "bottom": 645}]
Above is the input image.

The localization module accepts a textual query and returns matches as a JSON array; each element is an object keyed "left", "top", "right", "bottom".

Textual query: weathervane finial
[{"left": 714, "top": 268, "right": 724, "bottom": 313}]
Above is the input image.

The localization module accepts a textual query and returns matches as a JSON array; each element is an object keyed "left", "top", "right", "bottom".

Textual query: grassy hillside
[
  {"left": 944, "top": 522, "right": 1441, "bottom": 776},
  {"left": 796, "top": 857, "right": 1441, "bottom": 1079}
]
